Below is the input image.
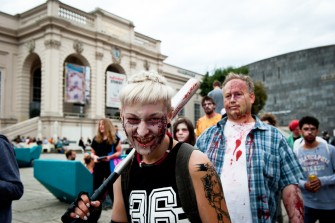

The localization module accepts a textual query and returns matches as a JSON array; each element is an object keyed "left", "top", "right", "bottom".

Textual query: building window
[
  {"left": 194, "top": 103, "right": 201, "bottom": 125},
  {"left": 32, "top": 68, "right": 41, "bottom": 102}
]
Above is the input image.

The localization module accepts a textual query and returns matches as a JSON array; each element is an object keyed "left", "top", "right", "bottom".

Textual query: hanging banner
[
  {"left": 65, "top": 63, "right": 86, "bottom": 104},
  {"left": 106, "top": 71, "right": 126, "bottom": 108},
  {"left": 85, "top": 66, "right": 91, "bottom": 104}
]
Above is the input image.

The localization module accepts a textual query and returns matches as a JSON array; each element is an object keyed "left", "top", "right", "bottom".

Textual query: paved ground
[
  {"left": 12, "top": 152, "right": 291, "bottom": 223},
  {"left": 12, "top": 153, "right": 112, "bottom": 223}
]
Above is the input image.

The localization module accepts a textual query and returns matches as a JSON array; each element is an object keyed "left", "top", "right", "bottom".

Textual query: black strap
[
  {"left": 121, "top": 143, "right": 201, "bottom": 223},
  {"left": 121, "top": 156, "right": 133, "bottom": 223},
  {"left": 176, "top": 143, "right": 201, "bottom": 223}
]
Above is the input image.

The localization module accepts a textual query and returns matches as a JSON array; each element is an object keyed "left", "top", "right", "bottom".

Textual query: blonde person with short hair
[{"left": 64, "top": 70, "right": 231, "bottom": 223}]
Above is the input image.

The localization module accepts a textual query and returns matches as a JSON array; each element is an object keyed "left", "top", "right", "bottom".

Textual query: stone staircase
[{"left": 0, "top": 117, "right": 39, "bottom": 140}]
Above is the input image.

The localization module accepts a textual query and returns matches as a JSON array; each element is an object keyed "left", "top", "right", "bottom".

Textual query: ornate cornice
[
  {"left": 111, "top": 46, "right": 122, "bottom": 64},
  {"left": 44, "top": 40, "right": 61, "bottom": 49},
  {"left": 73, "top": 40, "right": 84, "bottom": 54},
  {"left": 25, "top": 39, "right": 35, "bottom": 53},
  {"left": 95, "top": 52, "right": 104, "bottom": 60},
  {"left": 143, "top": 60, "right": 150, "bottom": 71}
]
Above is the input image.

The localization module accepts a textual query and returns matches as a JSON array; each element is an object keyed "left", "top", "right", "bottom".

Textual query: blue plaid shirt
[{"left": 195, "top": 115, "right": 303, "bottom": 223}]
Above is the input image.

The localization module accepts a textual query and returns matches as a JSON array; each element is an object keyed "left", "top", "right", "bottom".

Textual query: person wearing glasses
[
  {"left": 196, "top": 73, "right": 304, "bottom": 223},
  {"left": 195, "top": 95, "right": 222, "bottom": 137},
  {"left": 62, "top": 70, "right": 231, "bottom": 223}
]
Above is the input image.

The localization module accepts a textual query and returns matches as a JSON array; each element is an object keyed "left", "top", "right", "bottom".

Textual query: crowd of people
[
  {"left": 4, "top": 70, "right": 334, "bottom": 223},
  {"left": 60, "top": 70, "right": 335, "bottom": 223}
]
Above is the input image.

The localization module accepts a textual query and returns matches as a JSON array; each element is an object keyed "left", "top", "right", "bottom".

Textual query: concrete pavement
[
  {"left": 12, "top": 152, "right": 291, "bottom": 223},
  {"left": 12, "top": 153, "right": 112, "bottom": 223}
]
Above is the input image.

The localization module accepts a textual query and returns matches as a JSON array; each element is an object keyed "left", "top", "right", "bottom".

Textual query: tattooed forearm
[
  {"left": 197, "top": 163, "right": 231, "bottom": 222},
  {"left": 282, "top": 184, "right": 304, "bottom": 223}
]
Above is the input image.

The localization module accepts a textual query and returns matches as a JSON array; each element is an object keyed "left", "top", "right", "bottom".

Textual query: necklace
[{"left": 136, "top": 134, "right": 173, "bottom": 168}]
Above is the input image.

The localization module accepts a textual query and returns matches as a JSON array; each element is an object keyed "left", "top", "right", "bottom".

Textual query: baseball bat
[
  {"left": 62, "top": 78, "right": 200, "bottom": 222},
  {"left": 91, "top": 78, "right": 200, "bottom": 201}
]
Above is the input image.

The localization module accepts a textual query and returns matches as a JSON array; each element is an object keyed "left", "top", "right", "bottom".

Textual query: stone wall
[{"left": 246, "top": 45, "right": 335, "bottom": 135}]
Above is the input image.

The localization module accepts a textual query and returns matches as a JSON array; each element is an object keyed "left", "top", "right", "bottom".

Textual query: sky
[{"left": 1, "top": 0, "right": 335, "bottom": 74}]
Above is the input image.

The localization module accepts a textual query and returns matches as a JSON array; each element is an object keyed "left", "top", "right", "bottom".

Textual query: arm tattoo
[{"left": 197, "top": 163, "right": 231, "bottom": 222}]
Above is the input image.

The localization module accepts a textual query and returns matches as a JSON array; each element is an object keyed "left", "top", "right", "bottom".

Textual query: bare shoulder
[{"left": 188, "top": 149, "right": 212, "bottom": 170}]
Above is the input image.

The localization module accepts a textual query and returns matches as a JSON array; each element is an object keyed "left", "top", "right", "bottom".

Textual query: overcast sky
[{"left": 1, "top": 0, "right": 335, "bottom": 74}]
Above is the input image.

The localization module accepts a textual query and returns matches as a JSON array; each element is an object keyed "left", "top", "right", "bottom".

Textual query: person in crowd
[
  {"left": 208, "top": 80, "right": 224, "bottom": 114},
  {"left": 321, "top": 130, "right": 335, "bottom": 146},
  {"left": 287, "top": 119, "right": 302, "bottom": 148},
  {"left": 195, "top": 95, "right": 222, "bottom": 137},
  {"left": 83, "top": 153, "right": 94, "bottom": 174},
  {"left": 0, "top": 134, "right": 24, "bottom": 223},
  {"left": 65, "top": 149, "right": 76, "bottom": 160},
  {"left": 196, "top": 72, "right": 304, "bottom": 223},
  {"left": 293, "top": 116, "right": 335, "bottom": 223},
  {"left": 114, "top": 125, "right": 125, "bottom": 143},
  {"left": 78, "top": 137, "right": 85, "bottom": 151},
  {"left": 63, "top": 70, "right": 231, "bottom": 223},
  {"left": 90, "top": 118, "right": 122, "bottom": 207},
  {"left": 260, "top": 112, "right": 283, "bottom": 223},
  {"left": 55, "top": 137, "right": 64, "bottom": 153},
  {"left": 260, "top": 112, "right": 278, "bottom": 127},
  {"left": 172, "top": 117, "right": 196, "bottom": 146},
  {"left": 12, "top": 136, "right": 23, "bottom": 148}
]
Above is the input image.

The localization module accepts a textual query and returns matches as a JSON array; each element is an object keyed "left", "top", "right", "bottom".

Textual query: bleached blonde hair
[{"left": 119, "top": 70, "right": 175, "bottom": 111}]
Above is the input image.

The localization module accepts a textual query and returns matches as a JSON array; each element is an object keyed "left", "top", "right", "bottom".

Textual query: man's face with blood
[
  {"left": 121, "top": 101, "right": 168, "bottom": 156},
  {"left": 223, "top": 79, "right": 255, "bottom": 121}
]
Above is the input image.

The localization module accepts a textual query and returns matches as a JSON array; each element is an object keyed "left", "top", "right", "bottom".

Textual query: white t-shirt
[{"left": 221, "top": 120, "right": 254, "bottom": 223}]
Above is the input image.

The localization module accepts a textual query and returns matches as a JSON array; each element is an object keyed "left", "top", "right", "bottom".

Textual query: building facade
[
  {"left": 246, "top": 45, "right": 335, "bottom": 136},
  {"left": 0, "top": 0, "right": 203, "bottom": 141}
]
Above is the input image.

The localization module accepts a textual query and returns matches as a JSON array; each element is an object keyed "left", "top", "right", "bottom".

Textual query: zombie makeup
[
  {"left": 122, "top": 111, "right": 168, "bottom": 156},
  {"left": 223, "top": 79, "right": 254, "bottom": 121}
]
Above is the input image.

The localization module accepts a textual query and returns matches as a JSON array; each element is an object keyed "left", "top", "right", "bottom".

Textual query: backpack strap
[
  {"left": 121, "top": 155, "right": 133, "bottom": 223},
  {"left": 121, "top": 143, "right": 201, "bottom": 223},
  {"left": 176, "top": 143, "right": 201, "bottom": 223}
]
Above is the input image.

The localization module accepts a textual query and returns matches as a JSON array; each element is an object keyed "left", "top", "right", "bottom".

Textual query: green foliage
[
  {"left": 200, "top": 66, "right": 267, "bottom": 115},
  {"left": 199, "top": 72, "right": 212, "bottom": 97},
  {"left": 252, "top": 81, "right": 267, "bottom": 115},
  {"left": 200, "top": 67, "right": 248, "bottom": 96}
]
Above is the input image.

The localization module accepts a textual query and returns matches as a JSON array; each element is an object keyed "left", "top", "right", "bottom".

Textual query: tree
[
  {"left": 252, "top": 81, "right": 267, "bottom": 115},
  {"left": 200, "top": 66, "right": 267, "bottom": 115},
  {"left": 199, "top": 72, "right": 212, "bottom": 97}
]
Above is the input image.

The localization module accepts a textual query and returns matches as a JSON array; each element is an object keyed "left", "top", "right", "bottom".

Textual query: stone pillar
[{"left": 41, "top": 35, "right": 62, "bottom": 117}]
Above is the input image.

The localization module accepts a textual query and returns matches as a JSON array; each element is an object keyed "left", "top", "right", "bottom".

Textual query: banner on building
[
  {"left": 106, "top": 71, "right": 126, "bottom": 108},
  {"left": 65, "top": 63, "right": 86, "bottom": 104}
]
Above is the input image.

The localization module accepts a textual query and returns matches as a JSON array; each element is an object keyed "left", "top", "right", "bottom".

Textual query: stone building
[
  {"left": 0, "top": 0, "right": 203, "bottom": 141},
  {"left": 246, "top": 45, "right": 335, "bottom": 136}
]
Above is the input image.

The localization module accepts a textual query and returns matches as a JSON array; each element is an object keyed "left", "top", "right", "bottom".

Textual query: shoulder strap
[
  {"left": 121, "top": 155, "right": 133, "bottom": 223},
  {"left": 176, "top": 143, "right": 201, "bottom": 223},
  {"left": 121, "top": 144, "right": 201, "bottom": 223}
]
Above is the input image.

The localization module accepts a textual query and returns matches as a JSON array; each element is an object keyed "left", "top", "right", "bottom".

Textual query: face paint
[
  {"left": 223, "top": 79, "right": 254, "bottom": 121},
  {"left": 121, "top": 102, "right": 168, "bottom": 156}
]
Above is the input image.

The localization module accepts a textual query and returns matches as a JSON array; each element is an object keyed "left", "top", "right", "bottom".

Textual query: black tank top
[{"left": 127, "top": 142, "right": 190, "bottom": 222}]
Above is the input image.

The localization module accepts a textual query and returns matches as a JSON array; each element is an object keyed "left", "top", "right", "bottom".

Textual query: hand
[
  {"left": 304, "top": 178, "right": 321, "bottom": 192},
  {"left": 69, "top": 194, "right": 101, "bottom": 220}
]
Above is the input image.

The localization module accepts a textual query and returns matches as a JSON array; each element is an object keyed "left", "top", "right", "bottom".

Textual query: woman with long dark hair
[{"left": 172, "top": 117, "right": 196, "bottom": 146}]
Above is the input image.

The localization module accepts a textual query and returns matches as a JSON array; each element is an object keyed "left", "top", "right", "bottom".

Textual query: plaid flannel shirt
[{"left": 195, "top": 115, "right": 303, "bottom": 223}]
